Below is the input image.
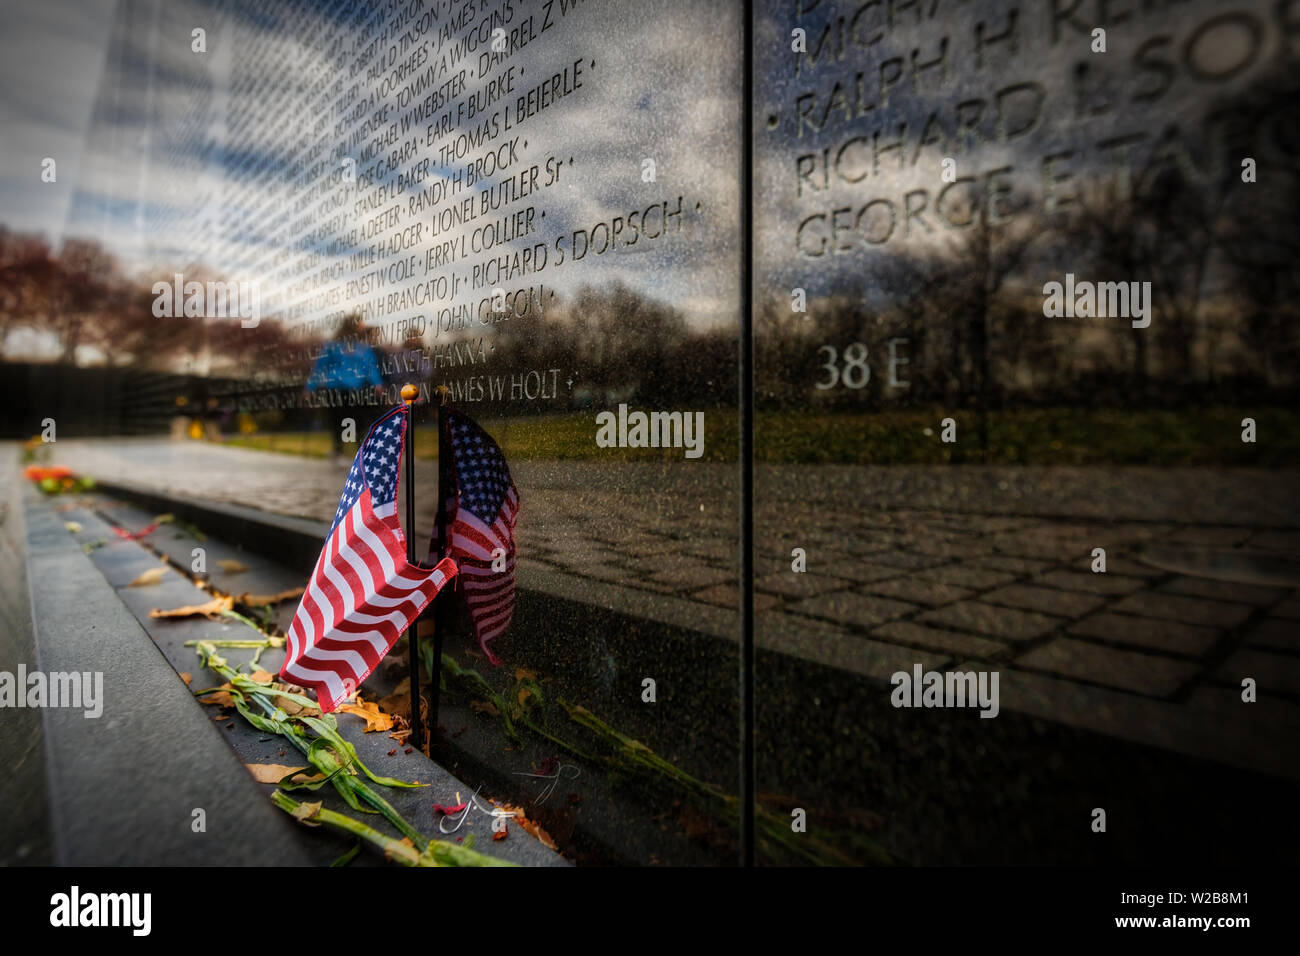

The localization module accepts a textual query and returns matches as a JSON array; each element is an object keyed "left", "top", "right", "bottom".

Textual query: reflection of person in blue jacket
[{"left": 307, "top": 313, "right": 385, "bottom": 462}]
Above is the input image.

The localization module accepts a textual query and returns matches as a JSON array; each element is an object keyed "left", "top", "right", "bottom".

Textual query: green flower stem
[
  {"left": 194, "top": 640, "right": 512, "bottom": 867},
  {"left": 270, "top": 791, "right": 427, "bottom": 866}
]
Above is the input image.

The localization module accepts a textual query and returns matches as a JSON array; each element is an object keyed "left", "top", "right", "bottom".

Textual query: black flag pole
[
  {"left": 427, "top": 384, "right": 451, "bottom": 753},
  {"left": 400, "top": 383, "right": 423, "bottom": 752}
]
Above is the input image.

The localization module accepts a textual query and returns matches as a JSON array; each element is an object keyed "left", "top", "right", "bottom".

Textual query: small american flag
[
  {"left": 281, "top": 404, "right": 457, "bottom": 712},
  {"left": 438, "top": 406, "right": 519, "bottom": 665}
]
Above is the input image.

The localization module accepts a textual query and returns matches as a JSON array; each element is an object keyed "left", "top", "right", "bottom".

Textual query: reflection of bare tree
[
  {"left": 8, "top": 57, "right": 1298, "bottom": 426},
  {"left": 0, "top": 231, "right": 299, "bottom": 374},
  {"left": 52, "top": 240, "right": 125, "bottom": 364},
  {"left": 1213, "top": 69, "right": 1300, "bottom": 390},
  {"left": 1061, "top": 160, "right": 1220, "bottom": 393},
  {"left": 569, "top": 283, "right": 690, "bottom": 406},
  {"left": 755, "top": 69, "right": 1299, "bottom": 417},
  {"left": 490, "top": 281, "right": 708, "bottom": 407},
  {"left": 0, "top": 228, "right": 58, "bottom": 352},
  {"left": 934, "top": 214, "right": 1039, "bottom": 451}
]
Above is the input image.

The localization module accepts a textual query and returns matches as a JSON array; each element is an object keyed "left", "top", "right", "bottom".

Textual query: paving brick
[
  {"left": 990, "top": 667, "right": 1298, "bottom": 780},
  {"left": 984, "top": 584, "right": 1106, "bottom": 618},
  {"left": 1071, "top": 554, "right": 1165, "bottom": 577},
  {"left": 694, "top": 584, "right": 779, "bottom": 612},
  {"left": 905, "top": 537, "right": 993, "bottom": 558},
  {"left": 559, "top": 563, "right": 649, "bottom": 585},
  {"left": 755, "top": 613, "right": 947, "bottom": 679},
  {"left": 754, "top": 571, "right": 856, "bottom": 599},
  {"left": 982, "top": 555, "right": 1054, "bottom": 575},
  {"left": 1033, "top": 570, "right": 1148, "bottom": 596},
  {"left": 840, "top": 531, "right": 901, "bottom": 555},
  {"left": 646, "top": 564, "right": 734, "bottom": 589},
  {"left": 917, "top": 564, "right": 1019, "bottom": 590},
  {"left": 1016, "top": 637, "right": 1198, "bottom": 696},
  {"left": 753, "top": 553, "right": 794, "bottom": 576},
  {"left": 681, "top": 538, "right": 735, "bottom": 560},
  {"left": 545, "top": 537, "right": 610, "bottom": 555},
  {"left": 613, "top": 537, "right": 684, "bottom": 558},
  {"left": 814, "top": 550, "right": 867, "bottom": 572},
  {"left": 547, "top": 550, "right": 624, "bottom": 572},
  {"left": 1243, "top": 618, "right": 1297, "bottom": 652},
  {"left": 1159, "top": 576, "right": 1286, "bottom": 607},
  {"left": 988, "top": 538, "right": 1074, "bottom": 561},
  {"left": 918, "top": 601, "right": 1061, "bottom": 641},
  {"left": 858, "top": 550, "right": 950, "bottom": 571},
  {"left": 871, "top": 621, "right": 1010, "bottom": 660},
  {"left": 1110, "top": 591, "right": 1254, "bottom": 629},
  {"left": 1216, "top": 650, "right": 1300, "bottom": 696},
  {"left": 790, "top": 591, "right": 917, "bottom": 628},
  {"left": 813, "top": 561, "right": 907, "bottom": 585},
  {"left": 1068, "top": 613, "right": 1220, "bottom": 657},
  {"left": 860, "top": 577, "right": 973, "bottom": 606},
  {"left": 623, "top": 555, "right": 682, "bottom": 573}
]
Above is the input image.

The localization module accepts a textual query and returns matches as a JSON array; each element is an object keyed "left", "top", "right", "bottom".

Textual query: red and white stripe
[
  {"left": 449, "top": 484, "right": 519, "bottom": 664},
  {"left": 282, "top": 490, "right": 457, "bottom": 712}
]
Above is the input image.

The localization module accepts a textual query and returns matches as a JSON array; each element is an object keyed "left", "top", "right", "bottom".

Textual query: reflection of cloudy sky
[
  {"left": 24, "top": 0, "right": 1283, "bottom": 339},
  {"left": 61, "top": 0, "right": 743, "bottom": 337},
  {"left": 755, "top": 0, "right": 1283, "bottom": 302},
  {"left": 0, "top": 0, "right": 115, "bottom": 247}
]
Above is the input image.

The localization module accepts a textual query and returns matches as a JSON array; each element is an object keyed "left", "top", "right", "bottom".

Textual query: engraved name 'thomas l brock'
[{"left": 595, "top": 404, "right": 705, "bottom": 459}]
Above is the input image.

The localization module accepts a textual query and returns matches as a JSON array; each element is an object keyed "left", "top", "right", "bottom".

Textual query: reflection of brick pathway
[{"left": 52, "top": 438, "right": 1300, "bottom": 775}]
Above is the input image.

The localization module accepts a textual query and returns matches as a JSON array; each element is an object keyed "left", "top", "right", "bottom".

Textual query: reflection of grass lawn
[
  {"left": 224, "top": 407, "right": 1299, "bottom": 466},
  {"left": 757, "top": 407, "right": 1299, "bottom": 466}
]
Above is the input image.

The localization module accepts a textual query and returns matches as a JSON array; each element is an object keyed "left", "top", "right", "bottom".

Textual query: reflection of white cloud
[
  {"left": 61, "top": 0, "right": 744, "bottom": 341},
  {"left": 0, "top": 0, "right": 116, "bottom": 246}
]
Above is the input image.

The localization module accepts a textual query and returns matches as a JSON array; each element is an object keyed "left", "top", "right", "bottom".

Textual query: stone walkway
[{"left": 48, "top": 437, "right": 1300, "bottom": 777}]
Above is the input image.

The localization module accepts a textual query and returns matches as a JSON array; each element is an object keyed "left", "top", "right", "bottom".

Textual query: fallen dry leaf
[
  {"left": 197, "top": 684, "right": 237, "bottom": 708},
  {"left": 179, "top": 672, "right": 193, "bottom": 686},
  {"left": 492, "top": 825, "right": 508, "bottom": 841},
  {"left": 339, "top": 696, "right": 394, "bottom": 732},
  {"left": 246, "top": 763, "right": 308, "bottom": 783},
  {"left": 291, "top": 800, "right": 323, "bottom": 826},
  {"left": 379, "top": 683, "right": 411, "bottom": 717},
  {"left": 384, "top": 837, "right": 416, "bottom": 863},
  {"left": 248, "top": 670, "right": 274, "bottom": 684},
  {"left": 238, "top": 587, "right": 304, "bottom": 606},
  {"left": 501, "top": 802, "right": 560, "bottom": 850},
  {"left": 514, "top": 668, "right": 539, "bottom": 682},
  {"left": 273, "top": 693, "right": 320, "bottom": 717},
  {"left": 216, "top": 559, "right": 250, "bottom": 573},
  {"left": 129, "top": 567, "right": 169, "bottom": 587},
  {"left": 150, "top": 595, "right": 233, "bottom": 620}
]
